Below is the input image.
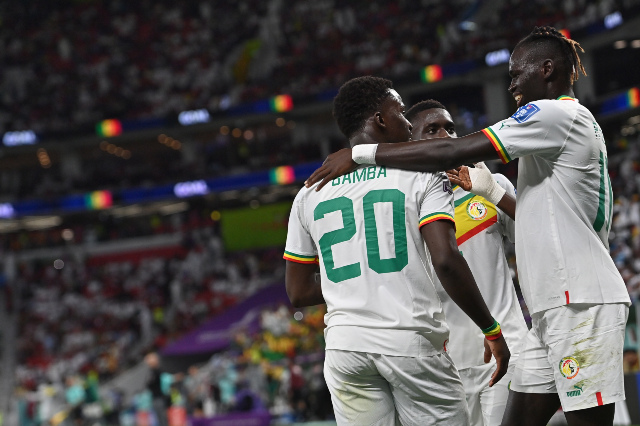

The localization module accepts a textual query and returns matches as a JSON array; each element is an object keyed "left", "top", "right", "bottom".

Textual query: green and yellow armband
[{"left": 482, "top": 319, "right": 502, "bottom": 341}]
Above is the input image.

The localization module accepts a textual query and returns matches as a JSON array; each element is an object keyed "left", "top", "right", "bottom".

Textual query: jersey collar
[{"left": 557, "top": 95, "right": 577, "bottom": 101}]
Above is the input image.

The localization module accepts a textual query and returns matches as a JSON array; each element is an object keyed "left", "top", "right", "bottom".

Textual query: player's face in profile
[
  {"left": 409, "top": 108, "right": 457, "bottom": 141},
  {"left": 380, "top": 89, "right": 412, "bottom": 143},
  {"left": 508, "top": 46, "right": 546, "bottom": 108}
]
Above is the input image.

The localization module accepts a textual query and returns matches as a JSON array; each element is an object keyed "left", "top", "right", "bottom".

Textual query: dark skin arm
[
  {"left": 496, "top": 193, "right": 516, "bottom": 221},
  {"left": 447, "top": 165, "right": 516, "bottom": 220},
  {"left": 305, "top": 132, "right": 498, "bottom": 190},
  {"left": 421, "top": 219, "right": 510, "bottom": 386},
  {"left": 285, "top": 261, "right": 325, "bottom": 308}
]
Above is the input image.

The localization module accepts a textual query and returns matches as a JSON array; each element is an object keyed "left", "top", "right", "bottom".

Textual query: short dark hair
[
  {"left": 333, "top": 76, "right": 394, "bottom": 139},
  {"left": 405, "top": 99, "right": 447, "bottom": 123},
  {"left": 516, "top": 26, "right": 587, "bottom": 85}
]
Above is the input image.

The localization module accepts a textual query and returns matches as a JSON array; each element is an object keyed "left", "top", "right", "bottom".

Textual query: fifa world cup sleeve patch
[
  {"left": 511, "top": 103, "right": 540, "bottom": 123},
  {"left": 283, "top": 251, "right": 319, "bottom": 264}
]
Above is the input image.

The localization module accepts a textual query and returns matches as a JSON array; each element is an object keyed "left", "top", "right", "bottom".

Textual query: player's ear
[
  {"left": 374, "top": 111, "right": 386, "bottom": 130},
  {"left": 542, "top": 59, "right": 554, "bottom": 80}
]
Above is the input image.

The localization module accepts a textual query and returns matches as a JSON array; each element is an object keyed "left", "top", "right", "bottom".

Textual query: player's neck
[
  {"left": 546, "top": 85, "right": 575, "bottom": 101},
  {"left": 350, "top": 130, "right": 384, "bottom": 148}
]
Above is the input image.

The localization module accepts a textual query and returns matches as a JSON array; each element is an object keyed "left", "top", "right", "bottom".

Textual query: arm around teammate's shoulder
[
  {"left": 374, "top": 131, "right": 499, "bottom": 172},
  {"left": 305, "top": 132, "right": 500, "bottom": 190}
]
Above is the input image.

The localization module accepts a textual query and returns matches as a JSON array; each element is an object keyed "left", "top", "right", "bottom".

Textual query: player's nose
[
  {"left": 436, "top": 128, "right": 450, "bottom": 138},
  {"left": 404, "top": 116, "right": 413, "bottom": 132}
]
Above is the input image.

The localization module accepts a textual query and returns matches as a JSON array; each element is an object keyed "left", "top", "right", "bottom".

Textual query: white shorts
[
  {"left": 324, "top": 349, "right": 470, "bottom": 425},
  {"left": 458, "top": 360, "right": 516, "bottom": 426},
  {"left": 510, "top": 303, "right": 628, "bottom": 412}
]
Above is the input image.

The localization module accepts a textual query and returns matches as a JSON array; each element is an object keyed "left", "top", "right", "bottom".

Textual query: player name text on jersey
[{"left": 331, "top": 166, "right": 387, "bottom": 187}]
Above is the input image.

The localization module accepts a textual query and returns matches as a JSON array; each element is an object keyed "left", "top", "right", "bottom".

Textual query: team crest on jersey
[
  {"left": 511, "top": 104, "right": 540, "bottom": 123},
  {"left": 466, "top": 201, "right": 488, "bottom": 220},
  {"left": 559, "top": 357, "right": 580, "bottom": 379}
]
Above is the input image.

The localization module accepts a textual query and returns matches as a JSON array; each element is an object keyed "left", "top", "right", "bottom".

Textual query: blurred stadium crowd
[
  {"left": 9, "top": 216, "right": 332, "bottom": 425},
  {"left": 0, "top": 0, "right": 630, "bottom": 201},
  {"left": 0, "top": 0, "right": 624, "bottom": 136},
  {"left": 2, "top": 0, "right": 640, "bottom": 425}
]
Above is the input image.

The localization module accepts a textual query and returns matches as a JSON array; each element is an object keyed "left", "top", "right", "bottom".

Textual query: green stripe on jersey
[
  {"left": 454, "top": 193, "right": 475, "bottom": 208},
  {"left": 606, "top": 172, "right": 613, "bottom": 231},
  {"left": 593, "top": 151, "right": 607, "bottom": 232}
]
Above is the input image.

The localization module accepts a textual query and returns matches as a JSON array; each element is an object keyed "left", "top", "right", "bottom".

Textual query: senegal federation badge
[
  {"left": 467, "top": 200, "right": 488, "bottom": 220},
  {"left": 559, "top": 357, "right": 580, "bottom": 379}
]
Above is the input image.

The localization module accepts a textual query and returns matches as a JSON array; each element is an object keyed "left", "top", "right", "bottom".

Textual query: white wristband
[
  {"left": 481, "top": 180, "right": 506, "bottom": 205},
  {"left": 352, "top": 144, "right": 378, "bottom": 165},
  {"left": 468, "top": 164, "right": 506, "bottom": 205}
]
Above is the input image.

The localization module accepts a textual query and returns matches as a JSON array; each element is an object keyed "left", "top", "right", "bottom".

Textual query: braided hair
[{"left": 516, "top": 26, "right": 587, "bottom": 85}]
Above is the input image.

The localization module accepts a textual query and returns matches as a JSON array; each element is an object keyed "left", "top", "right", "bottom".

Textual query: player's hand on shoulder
[
  {"left": 484, "top": 335, "right": 510, "bottom": 387},
  {"left": 305, "top": 148, "right": 358, "bottom": 191}
]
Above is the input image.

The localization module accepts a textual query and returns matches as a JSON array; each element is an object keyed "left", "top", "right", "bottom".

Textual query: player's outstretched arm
[
  {"left": 420, "top": 220, "right": 510, "bottom": 386},
  {"left": 447, "top": 163, "right": 516, "bottom": 220},
  {"left": 375, "top": 132, "right": 498, "bottom": 171},
  {"left": 285, "top": 261, "right": 325, "bottom": 307},
  {"left": 306, "top": 132, "right": 499, "bottom": 190}
]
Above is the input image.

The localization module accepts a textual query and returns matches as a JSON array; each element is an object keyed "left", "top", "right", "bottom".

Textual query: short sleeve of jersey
[
  {"left": 493, "top": 173, "right": 516, "bottom": 242},
  {"left": 283, "top": 190, "right": 318, "bottom": 264},
  {"left": 482, "top": 101, "right": 574, "bottom": 164},
  {"left": 418, "top": 172, "right": 455, "bottom": 229}
]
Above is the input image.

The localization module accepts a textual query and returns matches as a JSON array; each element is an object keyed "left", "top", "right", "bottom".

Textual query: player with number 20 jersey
[
  {"left": 285, "top": 166, "right": 453, "bottom": 356},
  {"left": 285, "top": 165, "right": 470, "bottom": 424}
]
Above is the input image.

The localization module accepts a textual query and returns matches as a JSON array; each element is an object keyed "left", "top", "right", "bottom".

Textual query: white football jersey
[
  {"left": 285, "top": 165, "right": 455, "bottom": 357},
  {"left": 483, "top": 97, "right": 630, "bottom": 314},
  {"left": 434, "top": 175, "right": 528, "bottom": 369}
]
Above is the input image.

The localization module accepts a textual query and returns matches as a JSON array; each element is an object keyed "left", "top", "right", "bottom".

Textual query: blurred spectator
[
  {"left": 144, "top": 352, "right": 170, "bottom": 426},
  {"left": 64, "top": 375, "right": 85, "bottom": 425},
  {"left": 624, "top": 349, "right": 639, "bottom": 374}
]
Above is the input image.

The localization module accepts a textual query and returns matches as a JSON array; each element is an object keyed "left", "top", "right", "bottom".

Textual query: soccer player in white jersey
[
  {"left": 284, "top": 76, "right": 510, "bottom": 425},
  {"left": 406, "top": 99, "right": 528, "bottom": 426},
  {"left": 305, "top": 27, "right": 631, "bottom": 425}
]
